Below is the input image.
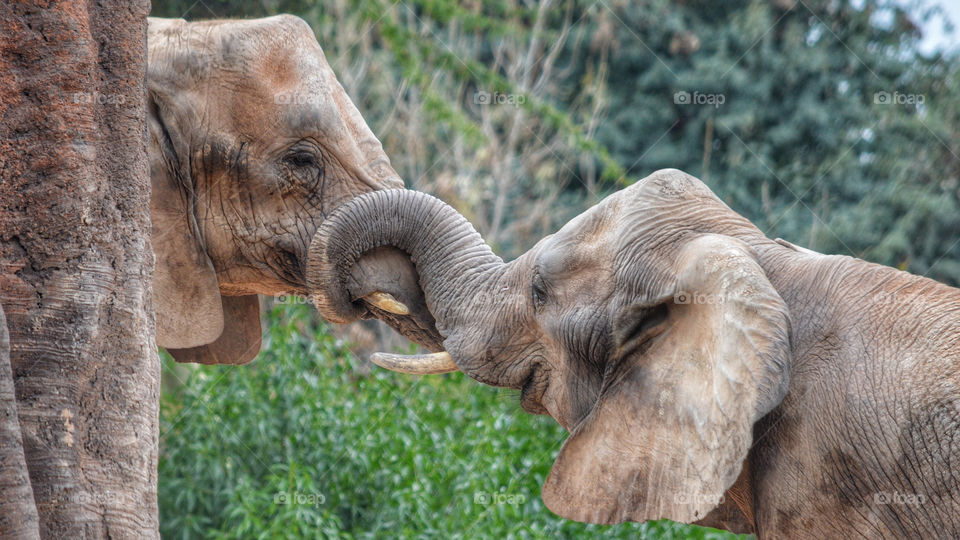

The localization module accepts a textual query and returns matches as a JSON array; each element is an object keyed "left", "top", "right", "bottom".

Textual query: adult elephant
[
  {"left": 307, "top": 169, "right": 960, "bottom": 538},
  {"left": 147, "top": 16, "right": 440, "bottom": 365}
]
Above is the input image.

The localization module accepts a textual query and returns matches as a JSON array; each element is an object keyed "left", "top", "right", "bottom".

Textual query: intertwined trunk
[
  {"left": 307, "top": 190, "right": 503, "bottom": 333},
  {"left": 0, "top": 1, "right": 157, "bottom": 537},
  {"left": 307, "top": 190, "right": 512, "bottom": 380}
]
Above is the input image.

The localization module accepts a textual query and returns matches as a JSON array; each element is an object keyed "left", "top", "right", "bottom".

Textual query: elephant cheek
[{"left": 542, "top": 383, "right": 590, "bottom": 432}]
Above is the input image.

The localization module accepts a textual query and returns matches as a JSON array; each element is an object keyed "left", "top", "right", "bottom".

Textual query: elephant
[
  {"left": 305, "top": 168, "right": 960, "bottom": 538},
  {"left": 146, "top": 15, "right": 441, "bottom": 365}
]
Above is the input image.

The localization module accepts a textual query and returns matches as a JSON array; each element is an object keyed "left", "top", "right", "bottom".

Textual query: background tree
[
  {"left": 581, "top": 0, "right": 960, "bottom": 284},
  {"left": 0, "top": 1, "right": 157, "bottom": 537}
]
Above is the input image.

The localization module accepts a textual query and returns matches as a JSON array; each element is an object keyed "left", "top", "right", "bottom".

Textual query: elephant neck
[{"left": 754, "top": 236, "right": 960, "bottom": 377}]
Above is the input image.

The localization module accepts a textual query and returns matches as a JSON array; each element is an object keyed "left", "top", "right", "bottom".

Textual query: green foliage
[{"left": 159, "top": 303, "right": 747, "bottom": 539}]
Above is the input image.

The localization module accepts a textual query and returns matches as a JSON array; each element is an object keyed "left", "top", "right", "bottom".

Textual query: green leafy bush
[{"left": 159, "top": 303, "right": 747, "bottom": 539}]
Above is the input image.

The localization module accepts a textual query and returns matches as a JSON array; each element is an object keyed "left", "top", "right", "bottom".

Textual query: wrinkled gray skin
[
  {"left": 147, "top": 16, "right": 441, "bottom": 364},
  {"left": 307, "top": 169, "right": 960, "bottom": 538}
]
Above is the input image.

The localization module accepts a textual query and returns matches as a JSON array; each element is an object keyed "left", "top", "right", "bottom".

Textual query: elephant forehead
[
  {"left": 551, "top": 197, "right": 618, "bottom": 248},
  {"left": 254, "top": 46, "right": 318, "bottom": 94},
  {"left": 149, "top": 16, "right": 334, "bottom": 95},
  {"left": 538, "top": 207, "right": 616, "bottom": 283}
]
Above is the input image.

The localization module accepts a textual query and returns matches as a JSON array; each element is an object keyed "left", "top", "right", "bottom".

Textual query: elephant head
[
  {"left": 306, "top": 169, "right": 792, "bottom": 524},
  {"left": 147, "top": 16, "right": 441, "bottom": 364}
]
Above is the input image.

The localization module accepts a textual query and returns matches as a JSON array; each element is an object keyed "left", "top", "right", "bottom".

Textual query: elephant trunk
[{"left": 306, "top": 189, "right": 504, "bottom": 370}]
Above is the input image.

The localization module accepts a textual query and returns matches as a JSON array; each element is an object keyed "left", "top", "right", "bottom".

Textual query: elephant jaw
[
  {"left": 311, "top": 245, "right": 452, "bottom": 357},
  {"left": 311, "top": 247, "right": 460, "bottom": 374},
  {"left": 344, "top": 255, "right": 460, "bottom": 373}
]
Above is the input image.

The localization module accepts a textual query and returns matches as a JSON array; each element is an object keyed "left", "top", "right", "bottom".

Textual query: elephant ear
[
  {"left": 148, "top": 86, "right": 263, "bottom": 365},
  {"left": 166, "top": 296, "right": 262, "bottom": 365},
  {"left": 542, "top": 234, "right": 791, "bottom": 524}
]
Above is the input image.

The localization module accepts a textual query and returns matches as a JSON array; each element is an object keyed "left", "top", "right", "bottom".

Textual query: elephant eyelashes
[
  {"left": 285, "top": 150, "right": 318, "bottom": 169},
  {"left": 281, "top": 148, "right": 324, "bottom": 191},
  {"left": 532, "top": 272, "right": 548, "bottom": 310}
]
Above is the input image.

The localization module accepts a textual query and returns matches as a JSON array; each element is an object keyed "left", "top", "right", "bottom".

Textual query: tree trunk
[
  {"left": 0, "top": 305, "right": 40, "bottom": 539},
  {"left": 0, "top": 1, "right": 157, "bottom": 538}
]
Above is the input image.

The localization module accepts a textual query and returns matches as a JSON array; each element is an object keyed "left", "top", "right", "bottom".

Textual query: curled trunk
[{"left": 306, "top": 189, "right": 502, "bottom": 353}]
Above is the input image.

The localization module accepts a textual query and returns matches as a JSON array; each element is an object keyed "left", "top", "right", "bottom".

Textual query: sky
[{"left": 911, "top": 0, "right": 959, "bottom": 54}]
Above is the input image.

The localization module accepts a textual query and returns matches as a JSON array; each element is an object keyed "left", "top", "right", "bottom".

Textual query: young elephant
[
  {"left": 147, "top": 16, "right": 441, "bottom": 365},
  {"left": 307, "top": 169, "right": 960, "bottom": 537}
]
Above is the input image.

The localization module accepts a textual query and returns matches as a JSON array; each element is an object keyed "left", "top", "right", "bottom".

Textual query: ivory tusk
[
  {"left": 364, "top": 291, "right": 410, "bottom": 315},
  {"left": 370, "top": 351, "right": 459, "bottom": 375}
]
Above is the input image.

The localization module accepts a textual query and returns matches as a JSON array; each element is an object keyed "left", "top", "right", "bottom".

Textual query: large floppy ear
[
  {"left": 147, "top": 28, "right": 264, "bottom": 365},
  {"left": 148, "top": 86, "right": 225, "bottom": 352},
  {"left": 542, "top": 234, "right": 791, "bottom": 524},
  {"left": 166, "top": 295, "right": 262, "bottom": 365},
  {"left": 148, "top": 86, "right": 262, "bottom": 365}
]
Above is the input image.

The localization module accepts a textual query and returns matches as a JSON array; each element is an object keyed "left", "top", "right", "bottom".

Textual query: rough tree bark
[
  {"left": 0, "top": 305, "right": 40, "bottom": 538},
  {"left": 0, "top": 1, "right": 157, "bottom": 538}
]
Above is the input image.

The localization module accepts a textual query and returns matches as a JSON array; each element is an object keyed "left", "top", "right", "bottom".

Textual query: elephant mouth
[
  {"left": 519, "top": 365, "right": 550, "bottom": 415},
  {"left": 362, "top": 303, "right": 449, "bottom": 360},
  {"left": 324, "top": 246, "right": 451, "bottom": 356}
]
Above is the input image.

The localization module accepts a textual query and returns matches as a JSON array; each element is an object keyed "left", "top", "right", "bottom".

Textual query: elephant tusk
[
  {"left": 370, "top": 351, "right": 459, "bottom": 375},
  {"left": 364, "top": 291, "right": 410, "bottom": 315}
]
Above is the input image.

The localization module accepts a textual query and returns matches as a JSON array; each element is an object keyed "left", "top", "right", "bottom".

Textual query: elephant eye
[
  {"left": 281, "top": 148, "right": 324, "bottom": 191},
  {"left": 532, "top": 272, "right": 548, "bottom": 310},
  {"left": 285, "top": 150, "right": 318, "bottom": 168}
]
